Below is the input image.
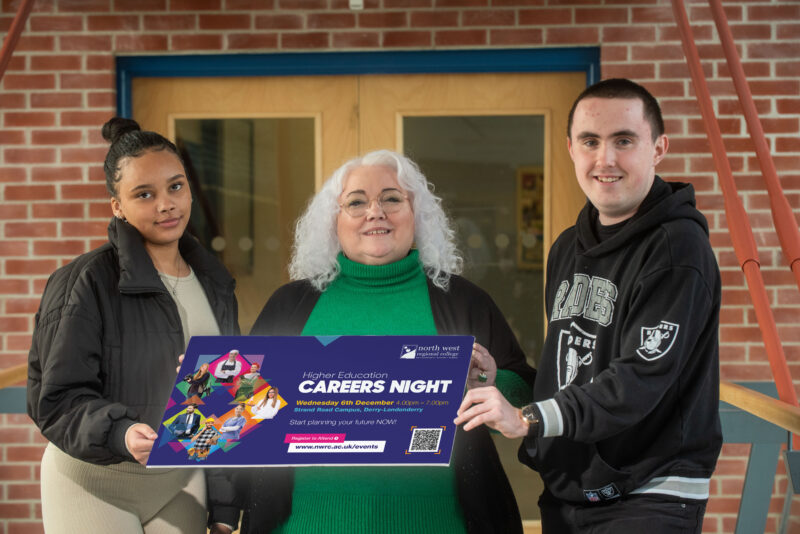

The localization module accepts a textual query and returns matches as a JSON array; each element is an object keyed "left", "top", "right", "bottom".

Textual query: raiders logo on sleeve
[{"left": 636, "top": 321, "right": 679, "bottom": 361}]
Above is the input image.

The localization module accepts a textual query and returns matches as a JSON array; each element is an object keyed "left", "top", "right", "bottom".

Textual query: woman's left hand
[{"left": 467, "top": 342, "right": 497, "bottom": 389}]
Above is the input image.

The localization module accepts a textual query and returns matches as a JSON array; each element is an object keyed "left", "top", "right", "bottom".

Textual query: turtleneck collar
[{"left": 335, "top": 250, "right": 425, "bottom": 291}]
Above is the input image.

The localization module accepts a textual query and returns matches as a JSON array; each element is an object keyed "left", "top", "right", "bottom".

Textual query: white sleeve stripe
[
  {"left": 629, "top": 476, "right": 710, "bottom": 500},
  {"left": 536, "top": 398, "right": 564, "bottom": 437}
]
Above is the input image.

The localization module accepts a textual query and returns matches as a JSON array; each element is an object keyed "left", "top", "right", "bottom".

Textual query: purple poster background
[{"left": 147, "top": 335, "right": 473, "bottom": 467}]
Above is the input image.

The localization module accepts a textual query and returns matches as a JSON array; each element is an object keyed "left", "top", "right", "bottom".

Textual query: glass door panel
[
  {"left": 133, "top": 76, "right": 359, "bottom": 331},
  {"left": 174, "top": 118, "right": 315, "bottom": 332},
  {"left": 404, "top": 114, "right": 545, "bottom": 362}
]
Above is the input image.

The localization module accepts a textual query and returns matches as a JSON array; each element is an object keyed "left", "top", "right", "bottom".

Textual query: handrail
[
  {"left": 670, "top": 0, "right": 799, "bottom": 411},
  {"left": 707, "top": 0, "right": 800, "bottom": 292},
  {"left": 721, "top": 380, "right": 800, "bottom": 436},
  {"left": 0, "top": 363, "right": 27, "bottom": 391},
  {"left": 0, "top": 0, "right": 35, "bottom": 84}
]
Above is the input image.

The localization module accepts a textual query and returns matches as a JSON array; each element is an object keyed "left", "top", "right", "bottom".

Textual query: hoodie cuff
[{"left": 535, "top": 398, "right": 565, "bottom": 438}]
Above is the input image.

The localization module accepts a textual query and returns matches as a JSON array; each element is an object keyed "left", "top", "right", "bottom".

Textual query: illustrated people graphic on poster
[
  {"left": 234, "top": 363, "right": 264, "bottom": 402},
  {"left": 251, "top": 387, "right": 282, "bottom": 420},
  {"left": 169, "top": 403, "right": 201, "bottom": 439},
  {"left": 189, "top": 418, "right": 219, "bottom": 461},
  {"left": 220, "top": 404, "right": 247, "bottom": 441},
  {"left": 185, "top": 362, "right": 211, "bottom": 398},
  {"left": 215, "top": 350, "right": 242, "bottom": 383}
]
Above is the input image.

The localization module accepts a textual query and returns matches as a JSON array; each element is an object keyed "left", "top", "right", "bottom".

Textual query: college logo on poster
[
  {"left": 636, "top": 321, "right": 679, "bottom": 361},
  {"left": 400, "top": 345, "right": 417, "bottom": 359},
  {"left": 556, "top": 322, "right": 595, "bottom": 390}
]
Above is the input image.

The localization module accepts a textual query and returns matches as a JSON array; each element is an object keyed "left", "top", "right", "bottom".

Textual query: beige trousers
[{"left": 41, "top": 442, "right": 207, "bottom": 534}]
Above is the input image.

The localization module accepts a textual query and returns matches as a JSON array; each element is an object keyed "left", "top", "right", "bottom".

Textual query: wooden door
[{"left": 359, "top": 71, "right": 586, "bottom": 253}]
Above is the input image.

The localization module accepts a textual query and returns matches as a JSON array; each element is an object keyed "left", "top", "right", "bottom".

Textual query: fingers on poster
[{"left": 161, "top": 349, "right": 285, "bottom": 462}]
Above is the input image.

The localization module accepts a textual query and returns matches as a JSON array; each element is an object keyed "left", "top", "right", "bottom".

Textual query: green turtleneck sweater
[{"left": 274, "top": 251, "right": 466, "bottom": 534}]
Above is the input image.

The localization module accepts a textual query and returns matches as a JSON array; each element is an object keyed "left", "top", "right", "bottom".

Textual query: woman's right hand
[
  {"left": 124, "top": 423, "right": 157, "bottom": 465},
  {"left": 467, "top": 343, "right": 498, "bottom": 389}
]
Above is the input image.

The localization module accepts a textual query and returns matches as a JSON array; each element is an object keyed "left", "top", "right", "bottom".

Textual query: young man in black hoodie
[{"left": 456, "top": 78, "right": 722, "bottom": 533}]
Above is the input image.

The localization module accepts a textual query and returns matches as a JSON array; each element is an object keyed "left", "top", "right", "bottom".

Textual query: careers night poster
[{"left": 147, "top": 335, "right": 474, "bottom": 468}]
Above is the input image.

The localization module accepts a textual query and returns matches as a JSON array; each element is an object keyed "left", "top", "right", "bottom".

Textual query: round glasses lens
[
  {"left": 341, "top": 193, "right": 406, "bottom": 217},
  {"left": 379, "top": 193, "right": 406, "bottom": 213}
]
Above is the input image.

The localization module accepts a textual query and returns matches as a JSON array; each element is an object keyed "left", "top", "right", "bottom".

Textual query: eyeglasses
[{"left": 339, "top": 191, "right": 409, "bottom": 218}]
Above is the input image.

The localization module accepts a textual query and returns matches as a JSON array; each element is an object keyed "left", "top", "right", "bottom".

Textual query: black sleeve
[{"left": 27, "top": 270, "right": 138, "bottom": 464}]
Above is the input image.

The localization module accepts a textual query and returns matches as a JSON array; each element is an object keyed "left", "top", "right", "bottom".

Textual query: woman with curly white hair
[
  {"left": 289, "top": 149, "right": 462, "bottom": 291},
  {"left": 209, "top": 150, "right": 535, "bottom": 534}
]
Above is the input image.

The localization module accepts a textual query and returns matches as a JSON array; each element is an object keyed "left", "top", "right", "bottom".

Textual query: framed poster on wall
[{"left": 517, "top": 166, "right": 545, "bottom": 270}]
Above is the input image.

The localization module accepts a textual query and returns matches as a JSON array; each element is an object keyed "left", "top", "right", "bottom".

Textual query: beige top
[{"left": 159, "top": 267, "right": 221, "bottom": 348}]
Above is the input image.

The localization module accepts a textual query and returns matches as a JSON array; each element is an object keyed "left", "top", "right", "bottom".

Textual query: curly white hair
[{"left": 289, "top": 149, "right": 463, "bottom": 291}]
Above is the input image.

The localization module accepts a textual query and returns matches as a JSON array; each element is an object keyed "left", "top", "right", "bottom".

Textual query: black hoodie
[{"left": 520, "top": 177, "right": 722, "bottom": 504}]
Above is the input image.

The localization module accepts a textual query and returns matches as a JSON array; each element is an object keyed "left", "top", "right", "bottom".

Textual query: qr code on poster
[{"left": 408, "top": 427, "right": 443, "bottom": 452}]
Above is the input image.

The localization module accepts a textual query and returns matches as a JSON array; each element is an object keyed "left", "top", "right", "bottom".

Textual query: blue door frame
[{"left": 115, "top": 47, "right": 600, "bottom": 116}]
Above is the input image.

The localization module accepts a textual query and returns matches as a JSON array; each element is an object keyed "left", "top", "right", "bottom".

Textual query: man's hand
[
  {"left": 176, "top": 353, "right": 184, "bottom": 374},
  {"left": 210, "top": 524, "right": 233, "bottom": 534},
  {"left": 124, "top": 423, "right": 158, "bottom": 465},
  {"left": 454, "top": 386, "right": 530, "bottom": 439}
]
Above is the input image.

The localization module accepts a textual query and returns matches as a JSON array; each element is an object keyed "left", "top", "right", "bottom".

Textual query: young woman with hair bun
[{"left": 28, "top": 117, "right": 239, "bottom": 533}]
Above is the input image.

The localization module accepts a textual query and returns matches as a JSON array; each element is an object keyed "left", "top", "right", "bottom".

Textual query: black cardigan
[{"left": 209, "top": 274, "right": 536, "bottom": 534}]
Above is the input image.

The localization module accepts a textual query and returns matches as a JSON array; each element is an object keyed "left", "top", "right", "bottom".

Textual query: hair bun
[{"left": 102, "top": 117, "right": 141, "bottom": 144}]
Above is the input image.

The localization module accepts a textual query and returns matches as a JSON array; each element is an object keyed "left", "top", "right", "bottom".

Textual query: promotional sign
[{"left": 147, "top": 335, "right": 474, "bottom": 467}]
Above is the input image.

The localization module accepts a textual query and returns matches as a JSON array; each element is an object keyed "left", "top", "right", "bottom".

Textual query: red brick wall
[{"left": 1, "top": 0, "right": 798, "bottom": 532}]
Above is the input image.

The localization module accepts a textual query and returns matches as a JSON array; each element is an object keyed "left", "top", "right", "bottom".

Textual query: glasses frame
[{"left": 338, "top": 191, "right": 410, "bottom": 218}]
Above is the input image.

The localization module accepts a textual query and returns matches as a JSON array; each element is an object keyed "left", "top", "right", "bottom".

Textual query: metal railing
[
  {"left": 0, "top": 0, "right": 35, "bottom": 84},
  {"left": 671, "top": 0, "right": 799, "bottom": 410},
  {"left": 672, "top": 0, "right": 800, "bottom": 531}
]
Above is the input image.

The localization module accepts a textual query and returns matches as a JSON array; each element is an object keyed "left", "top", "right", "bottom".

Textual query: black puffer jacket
[{"left": 27, "top": 217, "right": 239, "bottom": 464}]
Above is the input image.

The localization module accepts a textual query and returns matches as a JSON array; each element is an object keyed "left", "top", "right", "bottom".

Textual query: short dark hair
[
  {"left": 567, "top": 78, "right": 665, "bottom": 141},
  {"left": 101, "top": 117, "right": 183, "bottom": 197}
]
